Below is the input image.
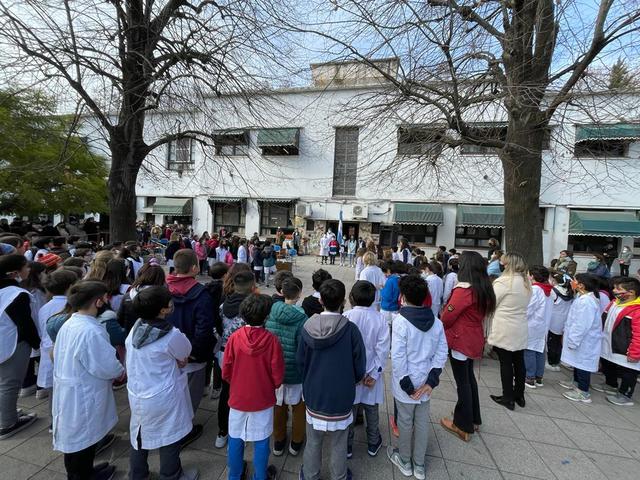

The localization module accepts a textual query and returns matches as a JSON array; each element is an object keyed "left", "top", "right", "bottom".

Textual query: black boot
[{"left": 490, "top": 394, "right": 515, "bottom": 411}]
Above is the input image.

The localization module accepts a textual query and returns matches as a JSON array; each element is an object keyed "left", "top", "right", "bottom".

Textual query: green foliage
[
  {"left": 609, "top": 58, "right": 634, "bottom": 90},
  {"left": 0, "top": 89, "right": 107, "bottom": 216}
]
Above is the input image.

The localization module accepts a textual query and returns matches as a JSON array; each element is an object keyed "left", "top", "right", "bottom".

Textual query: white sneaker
[
  {"left": 545, "top": 363, "right": 561, "bottom": 372},
  {"left": 413, "top": 464, "right": 426, "bottom": 480},
  {"left": 558, "top": 380, "right": 577, "bottom": 390},
  {"left": 563, "top": 389, "right": 592, "bottom": 403},
  {"left": 606, "top": 392, "right": 634, "bottom": 406},
  {"left": 215, "top": 434, "right": 228, "bottom": 449},
  {"left": 387, "top": 446, "right": 412, "bottom": 477}
]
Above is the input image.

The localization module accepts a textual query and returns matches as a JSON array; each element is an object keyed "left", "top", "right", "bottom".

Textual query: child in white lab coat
[
  {"left": 52, "top": 281, "right": 125, "bottom": 480},
  {"left": 524, "top": 266, "right": 553, "bottom": 388},
  {"left": 126, "top": 286, "right": 198, "bottom": 480},
  {"left": 344, "top": 280, "right": 390, "bottom": 459}
]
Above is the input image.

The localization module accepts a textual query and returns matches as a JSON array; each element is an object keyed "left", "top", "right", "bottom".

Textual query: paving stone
[
  {"left": 510, "top": 411, "right": 576, "bottom": 447},
  {"left": 476, "top": 407, "right": 524, "bottom": 439},
  {"left": 444, "top": 459, "right": 502, "bottom": 479},
  {"left": 0, "top": 455, "right": 42, "bottom": 480},
  {"left": 600, "top": 425, "right": 640, "bottom": 459},
  {"left": 527, "top": 393, "right": 592, "bottom": 423},
  {"left": 530, "top": 442, "right": 603, "bottom": 480},
  {"left": 573, "top": 402, "right": 636, "bottom": 430},
  {"left": 481, "top": 433, "right": 553, "bottom": 479},
  {"left": 552, "top": 418, "right": 630, "bottom": 457},
  {"left": 434, "top": 424, "right": 496, "bottom": 469},
  {"left": 583, "top": 452, "right": 640, "bottom": 480}
]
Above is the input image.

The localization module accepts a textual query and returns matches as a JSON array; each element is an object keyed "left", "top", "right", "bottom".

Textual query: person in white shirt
[
  {"left": 442, "top": 259, "right": 459, "bottom": 305},
  {"left": 524, "top": 266, "right": 553, "bottom": 389},
  {"left": 388, "top": 274, "right": 448, "bottom": 480},
  {"left": 359, "top": 252, "right": 386, "bottom": 307},
  {"left": 237, "top": 239, "right": 248, "bottom": 264},
  {"left": 420, "top": 260, "right": 443, "bottom": 318},
  {"left": 52, "top": 281, "right": 125, "bottom": 480},
  {"left": 344, "top": 281, "right": 390, "bottom": 459},
  {"left": 126, "top": 286, "right": 198, "bottom": 480}
]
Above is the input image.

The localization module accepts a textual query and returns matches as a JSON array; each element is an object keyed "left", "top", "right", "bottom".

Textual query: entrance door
[{"left": 327, "top": 221, "right": 359, "bottom": 240}]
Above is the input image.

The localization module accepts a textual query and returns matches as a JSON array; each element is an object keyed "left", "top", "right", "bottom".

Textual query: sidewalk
[{"left": 3, "top": 255, "right": 640, "bottom": 479}]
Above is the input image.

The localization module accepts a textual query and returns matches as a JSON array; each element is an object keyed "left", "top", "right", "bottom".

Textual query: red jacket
[
  {"left": 604, "top": 300, "right": 640, "bottom": 360},
  {"left": 222, "top": 326, "right": 285, "bottom": 412},
  {"left": 440, "top": 284, "right": 485, "bottom": 359}
]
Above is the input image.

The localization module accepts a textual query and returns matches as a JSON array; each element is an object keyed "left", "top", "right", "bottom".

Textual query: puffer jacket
[{"left": 266, "top": 302, "right": 308, "bottom": 384}]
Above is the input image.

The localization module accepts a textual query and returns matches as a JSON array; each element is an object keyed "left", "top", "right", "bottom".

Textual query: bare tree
[
  {"left": 0, "top": 0, "right": 293, "bottom": 241},
  {"left": 276, "top": 0, "right": 640, "bottom": 264}
]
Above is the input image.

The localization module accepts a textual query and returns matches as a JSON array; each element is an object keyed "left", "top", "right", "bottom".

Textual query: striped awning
[
  {"left": 209, "top": 196, "right": 245, "bottom": 203},
  {"left": 575, "top": 124, "right": 640, "bottom": 143},
  {"left": 256, "top": 198, "right": 298, "bottom": 204},
  {"left": 393, "top": 203, "right": 443, "bottom": 225},
  {"left": 457, "top": 205, "right": 504, "bottom": 228},
  {"left": 257, "top": 128, "right": 300, "bottom": 147},
  {"left": 152, "top": 197, "right": 192, "bottom": 215},
  {"left": 569, "top": 210, "right": 640, "bottom": 237}
]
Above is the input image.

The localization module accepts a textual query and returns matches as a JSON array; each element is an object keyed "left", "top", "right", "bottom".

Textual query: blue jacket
[
  {"left": 165, "top": 283, "right": 215, "bottom": 363},
  {"left": 297, "top": 313, "right": 366, "bottom": 421},
  {"left": 381, "top": 274, "right": 400, "bottom": 311}
]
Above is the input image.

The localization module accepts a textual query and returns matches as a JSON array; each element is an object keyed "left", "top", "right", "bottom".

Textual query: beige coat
[{"left": 487, "top": 275, "right": 532, "bottom": 352}]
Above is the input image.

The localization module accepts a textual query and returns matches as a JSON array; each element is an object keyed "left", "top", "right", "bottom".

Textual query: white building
[{"left": 123, "top": 59, "right": 640, "bottom": 271}]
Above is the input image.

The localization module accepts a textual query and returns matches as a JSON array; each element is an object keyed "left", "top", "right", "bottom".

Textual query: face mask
[
  {"left": 614, "top": 292, "right": 633, "bottom": 302},
  {"left": 14, "top": 275, "right": 23, "bottom": 283}
]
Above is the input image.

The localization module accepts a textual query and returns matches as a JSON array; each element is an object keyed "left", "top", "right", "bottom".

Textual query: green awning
[
  {"left": 575, "top": 124, "right": 640, "bottom": 143},
  {"left": 394, "top": 203, "right": 443, "bottom": 225},
  {"left": 457, "top": 205, "right": 504, "bottom": 228},
  {"left": 212, "top": 129, "right": 249, "bottom": 145},
  {"left": 152, "top": 197, "right": 192, "bottom": 215},
  {"left": 257, "top": 128, "right": 300, "bottom": 147},
  {"left": 569, "top": 211, "right": 640, "bottom": 237}
]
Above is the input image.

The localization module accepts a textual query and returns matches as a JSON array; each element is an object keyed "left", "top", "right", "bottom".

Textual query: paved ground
[{"left": 3, "top": 255, "right": 640, "bottom": 479}]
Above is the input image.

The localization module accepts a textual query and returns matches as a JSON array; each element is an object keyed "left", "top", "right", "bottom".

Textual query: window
[
  {"left": 145, "top": 196, "right": 156, "bottom": 208},
  {"left": 306, "top": 220, "right": 315, "bottom": 231},
  {"left": 397, "top": 126, "right": 444, "bottom": 156},
  {"left": 569, "top": 236, "right": 618, "bottom": 254},
  {"left": 213, "top": 202, "right": 245, "bottom": 234},
  {"left": 332, "top": 127, "right": 359, "bottom": 197},
  {"left": 460, "top": 124, "right": 506, "bottom": 155},
  {"left": 455, "top": 227, "right": 502, "bottom": 247},
  {"left": 397, "top": 225, "right": 436, "bottom": 245},
  {"left": 260, "top": 202, "right": 293, "bottom": 236},
  {"left": 574, "top": 140, "right": 628, "bottom": 158},
  {"left": 214, "top": 131, "right": 249, "bottom": 156},
  {"left": 167, "top": 138, "right": 195, "bottom": 170}
]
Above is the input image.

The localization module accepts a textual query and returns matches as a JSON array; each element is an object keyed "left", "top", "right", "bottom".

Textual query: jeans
[
  {"left": 348, "top": 253, "right": 355, "bottom": 267},
  {"left": 547, "top": 332, "right": 562, "bottom": 366},
  {"left": 449, "top": 355, "right": 481, "bottom": 434},
  {"left": 228, "top": 436, "right": 270, "bottom": 480},
  {"left": 130, "top": 437, "right": 182, "bottom": 480},
  {"left": 573, "top": 368, "right": 591, "bottom": 393},
  {"left": 273, "top": 400, "right": 306, "bottom": 444},
  {"left": 621, "top": 264, "right": 630, "bottom": 276},
  {"left": 0, "top": 341, "right": 31, "bottom": 428},
  {"left": 217, "top": 380, "right": 230, "bottom": 435},
  {"left": 329, "top": 254, "right": 336, "bottom": 265},
  {"left": 602, "top": 358, "right": 638, "bottom": 398},
  {"left": 303, "top": 422, "right": 348, "bottom": 480},
  {"left": 348, "top": 403, "right": 380, "bottom": 448},
  {"left": 524, "top": 350, "right": 545, "bottom": 379},
  {"left": 64, "top": 443, "right": 96, "bottom": 480},
  {"left": 188, "top": 367, "right": 206, "bottom": 414},
  {"left": 396, "top": 400, "right": 430, "bottom": 467},
  {"left": 494, "top": 347, "right": 525, "bottom": 403}
]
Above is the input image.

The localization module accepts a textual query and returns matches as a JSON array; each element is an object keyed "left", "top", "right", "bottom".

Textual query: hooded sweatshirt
[
  {"left": 220, "top": 292, "right": 248, "bottom": 349},
  {"left": 266, "top": 302, "right": 308, "bottom": 384},
  {"left": 222, "top": 326, "right": 284, "bottom": 412},
  {"left": 296, "top": 312, "right": 366, "bottom": 421},
  {"left": 165, "top": 275, "right": 215, "bottom": 363}
]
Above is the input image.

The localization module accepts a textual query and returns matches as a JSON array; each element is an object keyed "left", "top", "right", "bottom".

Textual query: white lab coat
[
  {"left": 601, "top": 302, "right": 640, "bottom": 372},
  {"left": 344, "top": 306, "right": 390, "bottom": 405},
  {"left": 442, "top": 272, "right": 458, "bottom": 304},
  {"left": 37, "top": 295, "right": 67, "bottom": 389},
  {"left": 391, "top": 312, "right": 448, "bottom": 404},
  {"left": 424, "top": 274, "right": 444, "bottom": 317},
  {"left": 548, "top": 288, "right": 573, "bottom": 335},
  {"left": 526, "top": 286, "right": 552, "bottom": 353},
  {"left": 0, "top": 286, "right": 27, "bottom": 363},
  {"left": 319, "top": 236, "right": 329, "bottom": 256},
  {"left": 126, "top": 325, "right": 193, "bottom": 450},
  {"left": 359, "top": 266, "right": 387, "bottom": 305},
  {"left": 560, "top": 293, "right": 602, "bottom": 372},
  {"left": 52, "top": 313, "right": 124, "bottom": 453},
  {"left": 237, "top": 245, "right": 248, "bottom": 263}
]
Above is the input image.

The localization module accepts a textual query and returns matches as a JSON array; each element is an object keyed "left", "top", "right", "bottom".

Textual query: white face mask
[{"left": 14, "top": 275, "right": 23, "bottom": 283}]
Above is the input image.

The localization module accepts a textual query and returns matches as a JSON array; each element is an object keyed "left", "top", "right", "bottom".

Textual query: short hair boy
[
  {"left": 272, "top": 270, "right": 294, "bottom": 304},
  {"left": 388, "top": 274, "right": 448, "bottom": 479},
  {"left": 223, "top": 294, "right": 284, "bottom": 480},
  {"left": 297, "top": 279, "right": 366, "bottom": 480},
  {"left": 344, "top": 281, "right": 390, "bottom": 458},
  {"left": 301, "top": 269, "right": 332, "bottom": 318},
  {"left": 127, "top": 286, "right": 198, "bottom": 479}
]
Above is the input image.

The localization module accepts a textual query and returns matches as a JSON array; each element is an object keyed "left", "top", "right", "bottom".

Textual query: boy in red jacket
[{"left": 222, "top": 294, "right": 284, "bottom": 480}]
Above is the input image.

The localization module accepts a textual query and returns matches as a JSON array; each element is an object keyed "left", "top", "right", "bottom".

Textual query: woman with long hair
[
  {"left": 487, "top": 252, "right": 532, "bottom": 410},
  {"left": 440, "top": 251, "right": 496, "bottom": 441},
  {"left": 117, "top": 264, "right": 166, "bottom": 334}
]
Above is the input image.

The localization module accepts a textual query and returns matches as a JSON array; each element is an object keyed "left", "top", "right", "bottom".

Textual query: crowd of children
[{"left": 1, "top": 229, "right": 640, "bottom": 480}]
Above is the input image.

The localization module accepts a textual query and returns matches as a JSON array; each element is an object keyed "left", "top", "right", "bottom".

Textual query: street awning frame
[
  {"left": 575, "top": 124, "right": 640, "bottom": 143},
  {"left": 256, "top": 198, "right": 298, "bottom": 204},
  {"left": 569, "top": 210, "right": 640, "bottom": 238},
  {"left": 256, "top": 128, "right": 300, "bottom": 147},
  {"left": 393, "top": 203, "right": 443, "bottom": 225},
  {"left": 152, "top": 197, "right": 192, "bottom": 216},
  {"left": 457, "top": 205, "right": 504, "bottom": 228}
]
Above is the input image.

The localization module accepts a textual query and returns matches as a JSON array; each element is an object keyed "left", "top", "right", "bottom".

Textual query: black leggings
[
  {"left": 64, "top": 443, "right": 96, "bottom": 480},
  {"left": 494, "top": 347, "right": 525, "bottom": 403},
  {"left": 450, "top": 355, "right": 481, "bottom": 433}
]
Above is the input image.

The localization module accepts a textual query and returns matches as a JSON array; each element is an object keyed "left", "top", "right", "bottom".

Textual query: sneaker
[
  {"left": 606, "top": 392, "right": 635, "bottom": 406},
  {"left": 289, "top": 441, "right": 303, "bottom": 456},
  {"left": 535, "top": 377, "right": 544, "bottom": 388},
  {"left": 525, "top": 378, "right": 536, "bottom": 389},
  {"left": 0, "top": 413, "right": 38, "bottom": 440},
  {"left": 92, "top": 464, "right": 116, "bottom": 480},
  {"left": 180, "top": 425, "right": 203, "bottom": 450},
  {"left": 558, "top": 380, "right": 577, "bottom": 390},
  {"left": 367, "top": 435, "right": 383, "bottom": 457},
  {"left": 563, "top": 389, "right": 592, "bottom": 403},
  {"left": 347, "top": 444, "right": 353, "bottom": 459},
  {"left": 214, "top": 433, "right": 228, "bottom": 449},
  {"left": 95, "top": 433, "right": 116, "bottom": 455},
  {"left": 18, "top": 385, "right": 37, "bottom": 398},
  {"left": 546, "top": 363, "right": 561, "bottom": 372},
  {"left": 389, "top": 415, "right": 399, "bottom": 438},
  {"left": 387, "top": 446, "right": 412, "bottom": 477},
  {"left": 591, "top": 383, "right": 618, "bottom": 395},
  {"left": 48, "top": 424, "right": 53, "bottom": 434},
  {"left": 273, "top": 439, "right": 286, "bottom": 457},
  {"left": 35, "top": 388, "right": 49, "bottom": 400},
  {"left": 413, "top": 463, "right": 426, "bottom": 480},
  {"left": 266, "top": 465, "right": 277, "bottom": 480},
  {"left": 179, "top": 467, "right": 200, "bottom": 480}
]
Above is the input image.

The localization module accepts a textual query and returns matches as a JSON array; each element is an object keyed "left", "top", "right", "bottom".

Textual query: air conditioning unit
[
  {"left": 295, "top": 204, "right": 310, "bottom": 218},
  {"left": 351, "top": 204, "right": 368, "bottom": 220}
]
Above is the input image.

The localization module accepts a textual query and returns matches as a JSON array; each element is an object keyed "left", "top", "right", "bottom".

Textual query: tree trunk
[{"left": 500, "top": 117, "right": 545, "bottom": 266}]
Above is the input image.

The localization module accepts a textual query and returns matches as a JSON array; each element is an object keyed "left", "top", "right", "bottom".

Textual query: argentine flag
[{"left": 337, "top": 210, "right": 344, "bottom": 245}]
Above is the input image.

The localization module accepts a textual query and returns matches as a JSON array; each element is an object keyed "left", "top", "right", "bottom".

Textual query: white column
[
  {"left": 154, "top": 214, "right": 164, "bottom": 226},
  {"left": 549, "top": 206, "right": 570, "bottom": 261},
  {"left": 245, "top": 199, "right": 260, "bottom": 237},
  {"left": 192, "top": 196, "right": 211, "bottom": 235},
  {"left": 436, "top": 204, "right": 457, "bottom": 249},
  {"left": 135, "top": 197, "right": 146, "bottom": 221}
]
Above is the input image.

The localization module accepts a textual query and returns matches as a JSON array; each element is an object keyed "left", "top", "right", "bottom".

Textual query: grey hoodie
[{"left": 131, "top": 318, "right": 173, "bottom": 349}]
